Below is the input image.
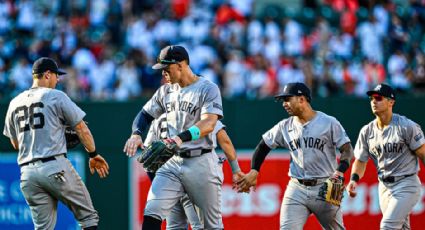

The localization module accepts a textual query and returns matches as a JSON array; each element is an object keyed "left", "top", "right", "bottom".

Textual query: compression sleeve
[
  {"left": 132, "top": 109, "right": 155, "bottom": 136},
  {"left": 251, "top": 138, "right": 272, "bottom": 172},
  {"left": 337, "top": 159, "right": 350, "bottom": 173}
]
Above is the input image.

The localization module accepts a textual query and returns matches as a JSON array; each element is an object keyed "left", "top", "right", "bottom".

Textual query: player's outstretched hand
[
  {"left": 89, "top": 155, "right": 110, "bottom": 178},
  {"left": 123, "top": 135, "right": 144, "bottom": 157},
  {"left": 236, "top": 169, "right": 258, "bottom": 193},
  {"left": 346, "top": 180, "right": 357, "bottom": 197},
  {"left": 332, "top": 170, "right": 344, "bottom": 181}
]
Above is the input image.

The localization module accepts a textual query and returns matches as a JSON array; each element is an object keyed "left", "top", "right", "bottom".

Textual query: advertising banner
[
  {"left": 129, "top": 151, "right": 425, "bottom": 230},
  {"left": 0, "top": 152, "right": 85, "bottom": 230}
]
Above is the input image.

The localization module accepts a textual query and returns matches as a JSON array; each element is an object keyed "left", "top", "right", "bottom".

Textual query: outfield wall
[{"left": 1, "top": 97, "right": 424, "bottom": 229}]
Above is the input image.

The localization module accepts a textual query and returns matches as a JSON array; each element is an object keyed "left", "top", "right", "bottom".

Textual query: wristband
[
  {"left": 229, "top": 159, "right": 241, "bottom": 174},
  {"left": 177, "top": 125, "right": 201, "bottom": 143},
  {"left": 88, "top": 150, "right": 98, "bottom": 158},
  {"left": 188, "top": 125, "right": 201, "bottom": 140},
  {"left": 177, "top": 130, "right": 192, "bottom": 142},
  {"left": 132, "top": 130, "right": 143, "bottom": 136},
  {"left": 351, "top": 173, "right": 360, "bottom": 182}
]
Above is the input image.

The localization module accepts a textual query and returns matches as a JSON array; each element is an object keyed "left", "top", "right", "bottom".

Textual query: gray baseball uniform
[
  {"left": 142, "top": 77, "right": 224, "bottom": 229},
  {"left": 144, "top": 115, "right": 226, "bottom": 230},
  {"left": 262, "top": 111, "right": 350, "bottom": 230},
  {"left": 144, "top": 115, "right": 224, "bottom": 149},
  {"left": 3, "top": 87, "right": 99, "bottom": 229},
  {"left": 144, "top": 113, "right": 201, "bottom": 230},
  {"left": 354, "top": 113, "right": 425, "bottom": 229}
]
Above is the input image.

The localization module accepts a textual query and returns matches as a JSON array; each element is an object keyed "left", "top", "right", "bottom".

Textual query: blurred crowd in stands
[{"left": 1, "top": 0, "right": 425, "bottom": 101}]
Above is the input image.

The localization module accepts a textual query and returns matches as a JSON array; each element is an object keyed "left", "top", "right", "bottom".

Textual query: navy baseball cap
[
  {"left": 152, "top": 45, "right": 190, "bottom": 70},
  {"left": 275, "top": 82, "right": 312, "bottom": 102},
  {"left": 366, "top": 83, "right": 396, "bottom": 100},
  {"left": 32, "top": 57, "right": 66, "bottom": 75}
]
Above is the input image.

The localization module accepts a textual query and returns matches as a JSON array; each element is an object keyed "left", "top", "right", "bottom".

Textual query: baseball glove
[
  {"left": 65, "top": 126, "right": 80, "bottom": 149},
  {"left": 318, "top": 176, "right": 345, "bottom": 206},
  {"left": 137, "top": 140, "right": 176, "bottom": 172}
]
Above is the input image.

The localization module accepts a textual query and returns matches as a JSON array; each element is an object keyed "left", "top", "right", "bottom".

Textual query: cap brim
[
  {"left": 152, "top": 63, "right": 168, "bottom": 70},
  {"left": 366, "top": 90, "right": 380, "bottom": 96},
  {"left": 56, "top": 69, "right": 66, "bottom": 75},
  {"left": 274, "top": 93, "right": 294, "bottom": 99},
  {"left": 367, "top": 90, "right": 396, "bottom": 100}
]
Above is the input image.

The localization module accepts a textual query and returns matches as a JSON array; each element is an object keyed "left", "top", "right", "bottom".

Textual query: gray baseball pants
[
  {"left": 144, "top": 152, "right": 223, "bottom": 230},
  {"left": 20, "top": 154, "right": 99, "bottom": 230},
  {"left": 166, "top": 194, "right": 202, "bottom": 230},
  {"left": 378, "top": 175, "right": 421, "bottom": 230},
  {"left": 280, "top": 178, "right": 345, "bottom": 230}
]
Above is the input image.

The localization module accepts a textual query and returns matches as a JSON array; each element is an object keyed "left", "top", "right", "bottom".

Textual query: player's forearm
[
  {"left": 217, "top": 130, "right": 236, "bottom": 161},
  {"left": 217, "top": 129, "right": 240, "bottom": 173},
  {"left": 195, "top": 114, "right": 218, "bottom": 137},
  {"left": 337, "top": 142, "right": 354, "bottom": 173},
  {"left": 74, "top": 121, "right": 96, "bottom": 152},
  {"left": 414, "top": 144, "right": 425, "bottom": 166},
  {"left": 174, "top": 114, "right": 218, "bottom": 144},
  {"left": 223, "top": 149, "right": 237, "bottom": 161},
  {"left": 339, "top": 142, "right": 354, "bottom": 163},
  {"left": 350, "top": 159, "right": 367, "bottom": 180},
  {"left": 222, "top": 144, "right": 239, "bottom": 172},
  {"left": 221, "top": 138, "right": 237, "bottom": 161},
  {"left": 177, "top": 114, "right": 218, "bottom": 143},
  {"left": 251, "top": 138, "right": 272, "bottom": 172},
  {"left": 132, "top": 109, "right": 154, "bottom": 136}
]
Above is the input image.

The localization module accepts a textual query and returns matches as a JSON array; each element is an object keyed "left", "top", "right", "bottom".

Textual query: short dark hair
[{"left": 33, "top": 73, "right": 44, "bottom": 79}]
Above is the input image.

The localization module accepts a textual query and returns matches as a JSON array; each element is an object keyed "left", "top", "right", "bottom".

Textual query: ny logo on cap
[
  {"left": 283, "top": 85, "right": 287, "bottom": 92},
  {"left": 375, "top": 85, "right": 382, "bottom": 91},
  {"left": 298, "top": 90, "right": 302, "bottom": 94}
]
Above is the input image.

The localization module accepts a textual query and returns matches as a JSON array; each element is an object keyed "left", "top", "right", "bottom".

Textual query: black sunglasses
[{"left": 275, "top": 96, "right": 294, "bottom": 102}]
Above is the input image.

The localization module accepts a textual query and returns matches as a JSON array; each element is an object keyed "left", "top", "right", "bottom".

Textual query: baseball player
[
  {"left": 2, "top": 57, "right": 109, "bottom": 230},
  {"left": 236, "top": 82, "right": 354, "bottom": 230},
  {"left": 347, "top": 83, "right": 425, "bottom": 230},
  {"left": 143, "top": 113, "right": 242, "bottom": 229},
  {"left": 123, "top": 45, "right": 225, "bottom": 230}
]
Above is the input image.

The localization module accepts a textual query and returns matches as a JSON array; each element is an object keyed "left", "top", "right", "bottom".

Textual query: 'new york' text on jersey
[
  {"left": 143, "top": 77, "right": 223, "bottom": 151},
  {"left": 262, "top": 111, "right": 350, "bottom": 179}
]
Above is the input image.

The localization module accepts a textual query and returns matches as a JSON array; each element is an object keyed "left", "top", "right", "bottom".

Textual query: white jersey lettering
[{"left": 354, "top": 113, "right": 425, "bottom": 178}]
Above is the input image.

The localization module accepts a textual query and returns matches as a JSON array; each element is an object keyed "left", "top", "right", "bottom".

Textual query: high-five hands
[
  {"left": 235, "top": 169, "right": 259, "bottom": 193},
  {"left": 232, "top": 171, "right": 245, "bottom": 191}
]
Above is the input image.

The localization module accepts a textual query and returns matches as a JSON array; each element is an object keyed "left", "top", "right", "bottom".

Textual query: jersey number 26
[{"left": 14, "top": 102, "right": 45, "bottom": 133}]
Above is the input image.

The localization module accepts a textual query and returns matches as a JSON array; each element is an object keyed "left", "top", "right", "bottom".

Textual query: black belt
[
  {"left": 177, "top": 149, "right": 211, "bottom": 158},
  {"left": 381, "top": 174, "right": 415, "bottom": 183},
  {"left": 297, "top": 179, "right": 318, "bottom": 186},
  {"left": 20, "top": 153, "right": 67, "bottom": 167}
]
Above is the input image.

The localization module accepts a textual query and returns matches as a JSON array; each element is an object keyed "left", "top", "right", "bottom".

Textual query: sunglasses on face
[
  {"left": 158, "top": 59, "right": 179, "bottom": 64},
  {"left": 369, "top": 95, "right": 384, "bottom": 101},
  {"left": 280, "top": 96, "right": 295, "bottom": 102},
  {"left": 283, "top": 97, "right": 293, "bottom": 102},
  {"left": 275, "top": 96, "right": 299, "bottom": 102}
]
